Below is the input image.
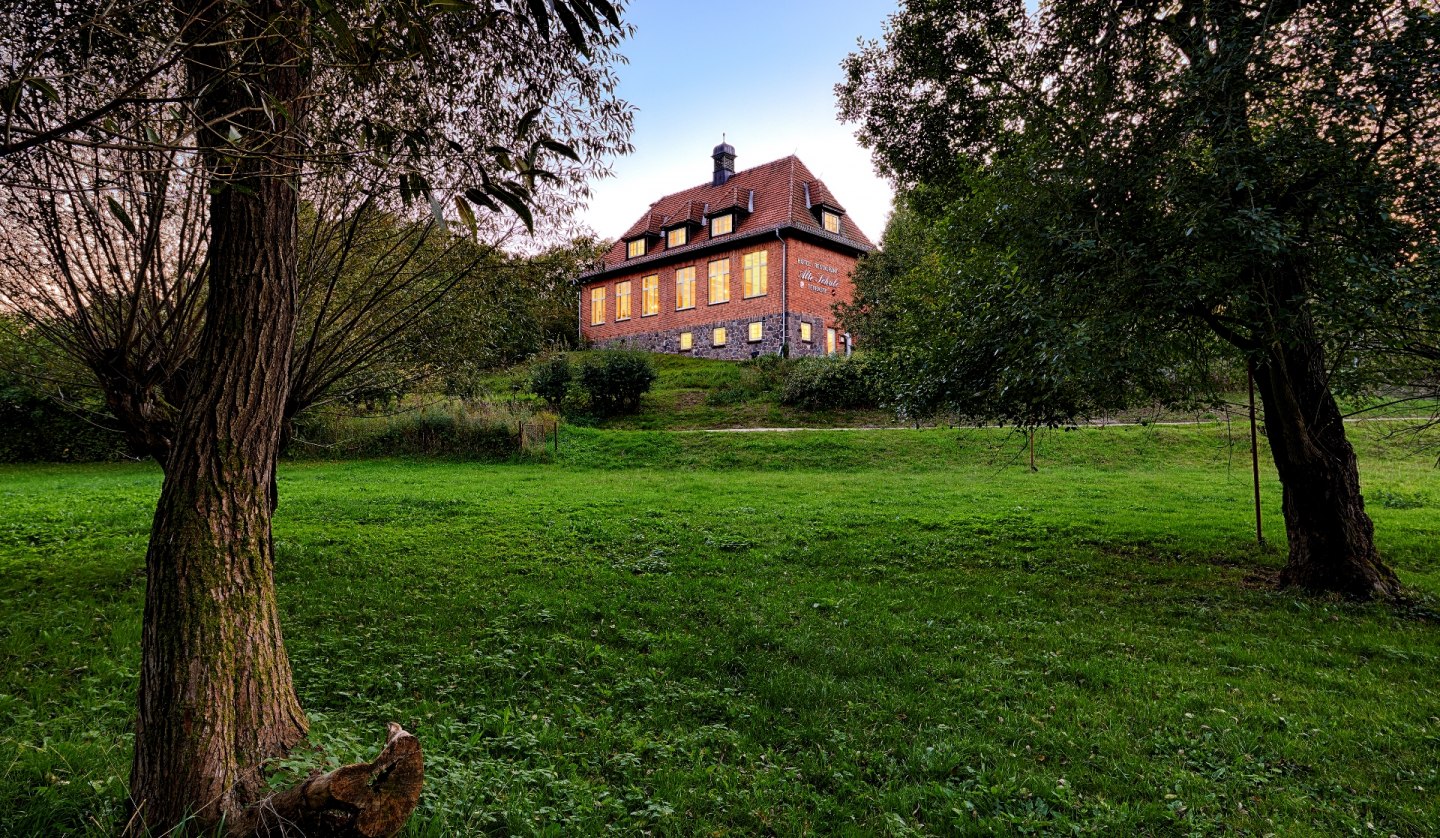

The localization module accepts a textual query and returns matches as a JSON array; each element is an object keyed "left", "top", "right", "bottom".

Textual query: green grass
[{"left": 2, "top": 424, "right": 1438, "bottom": 835}]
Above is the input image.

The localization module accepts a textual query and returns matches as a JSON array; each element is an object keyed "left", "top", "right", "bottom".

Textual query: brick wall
[
  {"left": 581, "top": 232, "right": 861, "bottom": 358},
  {"left": 596, "top": 310, "right": 839, "bottom": 360},
  {"left": 786, "top": 238, "right": 857, "bottom": 324},
  {"left": 583, "top": 239, "right": 785, "bottom": 340}
]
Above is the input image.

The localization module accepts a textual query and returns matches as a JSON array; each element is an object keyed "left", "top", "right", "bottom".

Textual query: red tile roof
[
  {"left": 595, "top": 156, "right": 874, "bottom": 273},
  {"left": 804, "top": 178, "right": 845, "bottom": 213}
]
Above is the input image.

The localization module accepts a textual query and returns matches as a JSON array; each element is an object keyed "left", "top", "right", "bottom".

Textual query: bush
[
  {"left": 781, "top": 354, "right": 885, "bottom": 410},
  {"left": 0, "top": 374, "right": 130, "bottom": 463},
  {"left": 356, "top": 408, "right": 516, "bottom": 459},
  {"left": 287, "top": 400, "right": 550, "bottom": 460},
  {"left": 578, "top": 350, "right": 657, "bottom": 416},
  {"left": 530, "top": 354, "right": 573, "bottom": 408},
  {"left": 737, "top": 353, "right": 787, "bottom": 398}
]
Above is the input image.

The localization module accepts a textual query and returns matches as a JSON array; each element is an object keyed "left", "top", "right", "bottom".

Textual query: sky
[{"left": 577, "top": 0, "right": 899, "bottom": 245}]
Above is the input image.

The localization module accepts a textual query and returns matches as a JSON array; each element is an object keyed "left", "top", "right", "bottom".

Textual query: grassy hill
[
  {"left": 490, "top": 350, "right": 1436, "bottom": 433},
  {"left": 487, "top": 351, "right": 903, "bottom": 431}
]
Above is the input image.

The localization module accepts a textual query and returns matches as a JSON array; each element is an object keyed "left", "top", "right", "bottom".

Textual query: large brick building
[{"left": 578, "top": 145, "right": 874, "bottom": 359}]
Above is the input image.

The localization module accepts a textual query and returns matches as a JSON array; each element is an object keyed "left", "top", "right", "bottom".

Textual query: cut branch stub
[{"left": 251, "top": 723, "right": 424, "bottom": 838}]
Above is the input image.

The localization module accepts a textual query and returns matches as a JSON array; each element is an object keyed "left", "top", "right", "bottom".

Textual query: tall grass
[{"left": 290, "top": 399, "right": 556, "bottom": 460}]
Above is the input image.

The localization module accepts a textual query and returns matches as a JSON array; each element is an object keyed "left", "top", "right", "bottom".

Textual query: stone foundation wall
[{"left": 596, "top": 311, "right": 836, "bottom": 360}]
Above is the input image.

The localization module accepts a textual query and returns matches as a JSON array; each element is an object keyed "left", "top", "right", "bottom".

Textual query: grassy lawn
[{"left": 1, "top": 425, "right": 1437, "bottom": 835}]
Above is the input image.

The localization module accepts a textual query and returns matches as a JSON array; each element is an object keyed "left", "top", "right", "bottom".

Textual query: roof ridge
[{"left": 648, "top": 154, "right": 801, "bottom": 206}]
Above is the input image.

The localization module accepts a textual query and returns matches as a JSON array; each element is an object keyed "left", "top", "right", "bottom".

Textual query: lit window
[
  {"left": 675, "top": 267, "right": 696, "bottom": 309},
  {"left": 590, "top": 287, "right": 605, "bottom": 325},
  {"left": 743, "top": 250, "right": 767, "bottom": 298},
  {"left": 679, "top": 332, "right": 693, "bottom": 351},
  {"left": 800, "top": 321, "right": 812, "bottom": 342},
  {"left": 667, "top": 227, "right": 688, "bottom": 248},
  {"left": 627, "top": 239, "right": 646, "bottom": 258},
  {"left": 748, "top": 321, "right": 763, "bottom": 342},
  {"left": 615, "top": 280, "right": 632, "bottom": 320},
  {"left": 642, "top": 274, "right": 659, "bottom": 316},
  {"left": 822, "top": 211, "right": 841, "bottom": 234},
  {"left": 708, "top": 258, "right": 730, "bottom": 304},
  {"left": 713, "top": 327, "right": 727, "bottom": 347},
  {"left": 710, "top": 213, "right": 733, "bottom": 236},
  {"left": 826, "top": 327, "right": 837, "bottom": 355}
]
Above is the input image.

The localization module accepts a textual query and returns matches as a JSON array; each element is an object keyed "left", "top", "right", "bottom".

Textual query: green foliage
[
  {"left": 781, "top": 353, "right": 885, "bottom": 411},
  {"left": 837, "top": 0, "right": 1440, "bottom": 423},
  {"left": 418, "top": 238, "right": 607, "bottom": 399},
  {"left": 705, "top": 355, "right": 787, "bottom": 407},
  {"left": 2, "top": 426, "right": 1439, "bottom": 834},
  {"left": 528, "top": 354, "right": 573, "bottom": 409},
  {"left": 0, "top": 372, "right": 128, "bottom": 463},
  {"left": 577, "top": 350, "right": 657, "bottom": 416},
  {"left": 0, "top": 319, "right": 128, "bottom": 463}
]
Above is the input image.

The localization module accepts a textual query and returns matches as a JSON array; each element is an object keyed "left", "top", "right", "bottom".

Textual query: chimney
[{"left": 712, "top": 140, "right": 736, "bottom": 186}]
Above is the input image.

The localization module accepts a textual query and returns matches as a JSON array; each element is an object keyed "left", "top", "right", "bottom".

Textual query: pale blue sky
[{"left": 578, "top": 0, "right": 899, "bottom": 243}]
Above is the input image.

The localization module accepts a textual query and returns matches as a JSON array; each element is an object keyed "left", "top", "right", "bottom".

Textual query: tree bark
[
  {"left": 126, "top": 1, "right": 310, "bottom": 832},
  {"left": 126, "top": 117, "right": 309, "bottom": 836},
  {"left": 1252, "top": 337, "right": 1403, "bottom": 600}
]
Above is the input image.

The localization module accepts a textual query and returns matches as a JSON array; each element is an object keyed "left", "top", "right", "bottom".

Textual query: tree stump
[{"left": 245, "top": 723, "right": 424, "bottom": 837}]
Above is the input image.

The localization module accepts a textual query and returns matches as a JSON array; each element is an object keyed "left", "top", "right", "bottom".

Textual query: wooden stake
[{"left": 1248, "top": 361, "right": 1264, "bottom": 545}]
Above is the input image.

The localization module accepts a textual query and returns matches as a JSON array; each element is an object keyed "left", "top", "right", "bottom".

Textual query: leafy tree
[
  {"left": 839, "top": 0, "right": 1440, "bottom": 599},
  {"left": 0, "top": 0, "right": 632, "bottom": 833},
  {"left": 0, "top": 144, "right": 504, "bottom": 458},
  {"left": 412, "top": 237, "right": 607, "bottom": 397}
]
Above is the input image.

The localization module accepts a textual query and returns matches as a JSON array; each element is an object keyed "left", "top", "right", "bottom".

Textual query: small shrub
[
  {"left": 530, "top": 355, "right": 573, "bottom": 409},
  {"left": 578, "top": 350, "right": 657, "bottom": 416},
  {"left": 736, "top": 354, "right": 787, "bottom": 400},
  {"left": 357, "top": 408, "right": 514, "bottom": 458},
  {"left": 781, "top": 353, "right": 884, "bottom": 410}
]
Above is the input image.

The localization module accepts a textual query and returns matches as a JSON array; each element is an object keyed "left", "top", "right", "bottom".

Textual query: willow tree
[
  {"left": 839, "top": 0, "right": 1439, "bottom": 599},
  {"left": 0, "top": 0, "right": 631, "bottom": 833}
]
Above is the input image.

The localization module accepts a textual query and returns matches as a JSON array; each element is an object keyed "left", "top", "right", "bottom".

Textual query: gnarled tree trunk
[
  {"left": 127, "top": 3, "right": 426, "bottom": 831},
  {"left": 1253, "top": 337, "right": 1403, "bottom": 600},
  {"left": 127, "top": 0, "right": 305, "bottom": 832},
  {"left": 126, "top": 62, "right": 309, "bottom": 834}
]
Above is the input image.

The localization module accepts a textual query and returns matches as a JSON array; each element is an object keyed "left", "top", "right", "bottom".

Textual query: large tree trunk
[
  {"left": 126, "top": 1, "right": 309, "bottom": 831},
  {"left": 126, "top": 114, "right": 309, "bottom": 835},
  {"left": 1253, "top": 339, "right": 1403, "bottom": 600},
  {"left": 127, "top": 4, "right": 424, "bottom": 832}
]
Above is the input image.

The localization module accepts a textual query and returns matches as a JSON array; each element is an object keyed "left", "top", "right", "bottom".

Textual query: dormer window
[
  {"left": 627, "top": 239, "right": 647, "bottom": 259},
  {"left": 710, "top": 213, "right": 734, "bottom": 237},
  {"left": 822, "top": 210, "right": 841, "bottom": 234},
  {"left": 667, "top": 227, "right": 689, "bottom": 248}
]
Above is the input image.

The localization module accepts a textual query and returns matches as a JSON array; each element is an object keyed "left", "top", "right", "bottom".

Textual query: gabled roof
[
  {"left": 588, "top": 155, "right": 874, "bottom": 278},
  {"left": 803, "top": 179, "right": 845, "bottom": 213}
]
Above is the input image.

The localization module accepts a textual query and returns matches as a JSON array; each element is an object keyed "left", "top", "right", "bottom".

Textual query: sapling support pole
[{"left": 1248, "top": 360, "right": 1264, "bottom": 546}]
